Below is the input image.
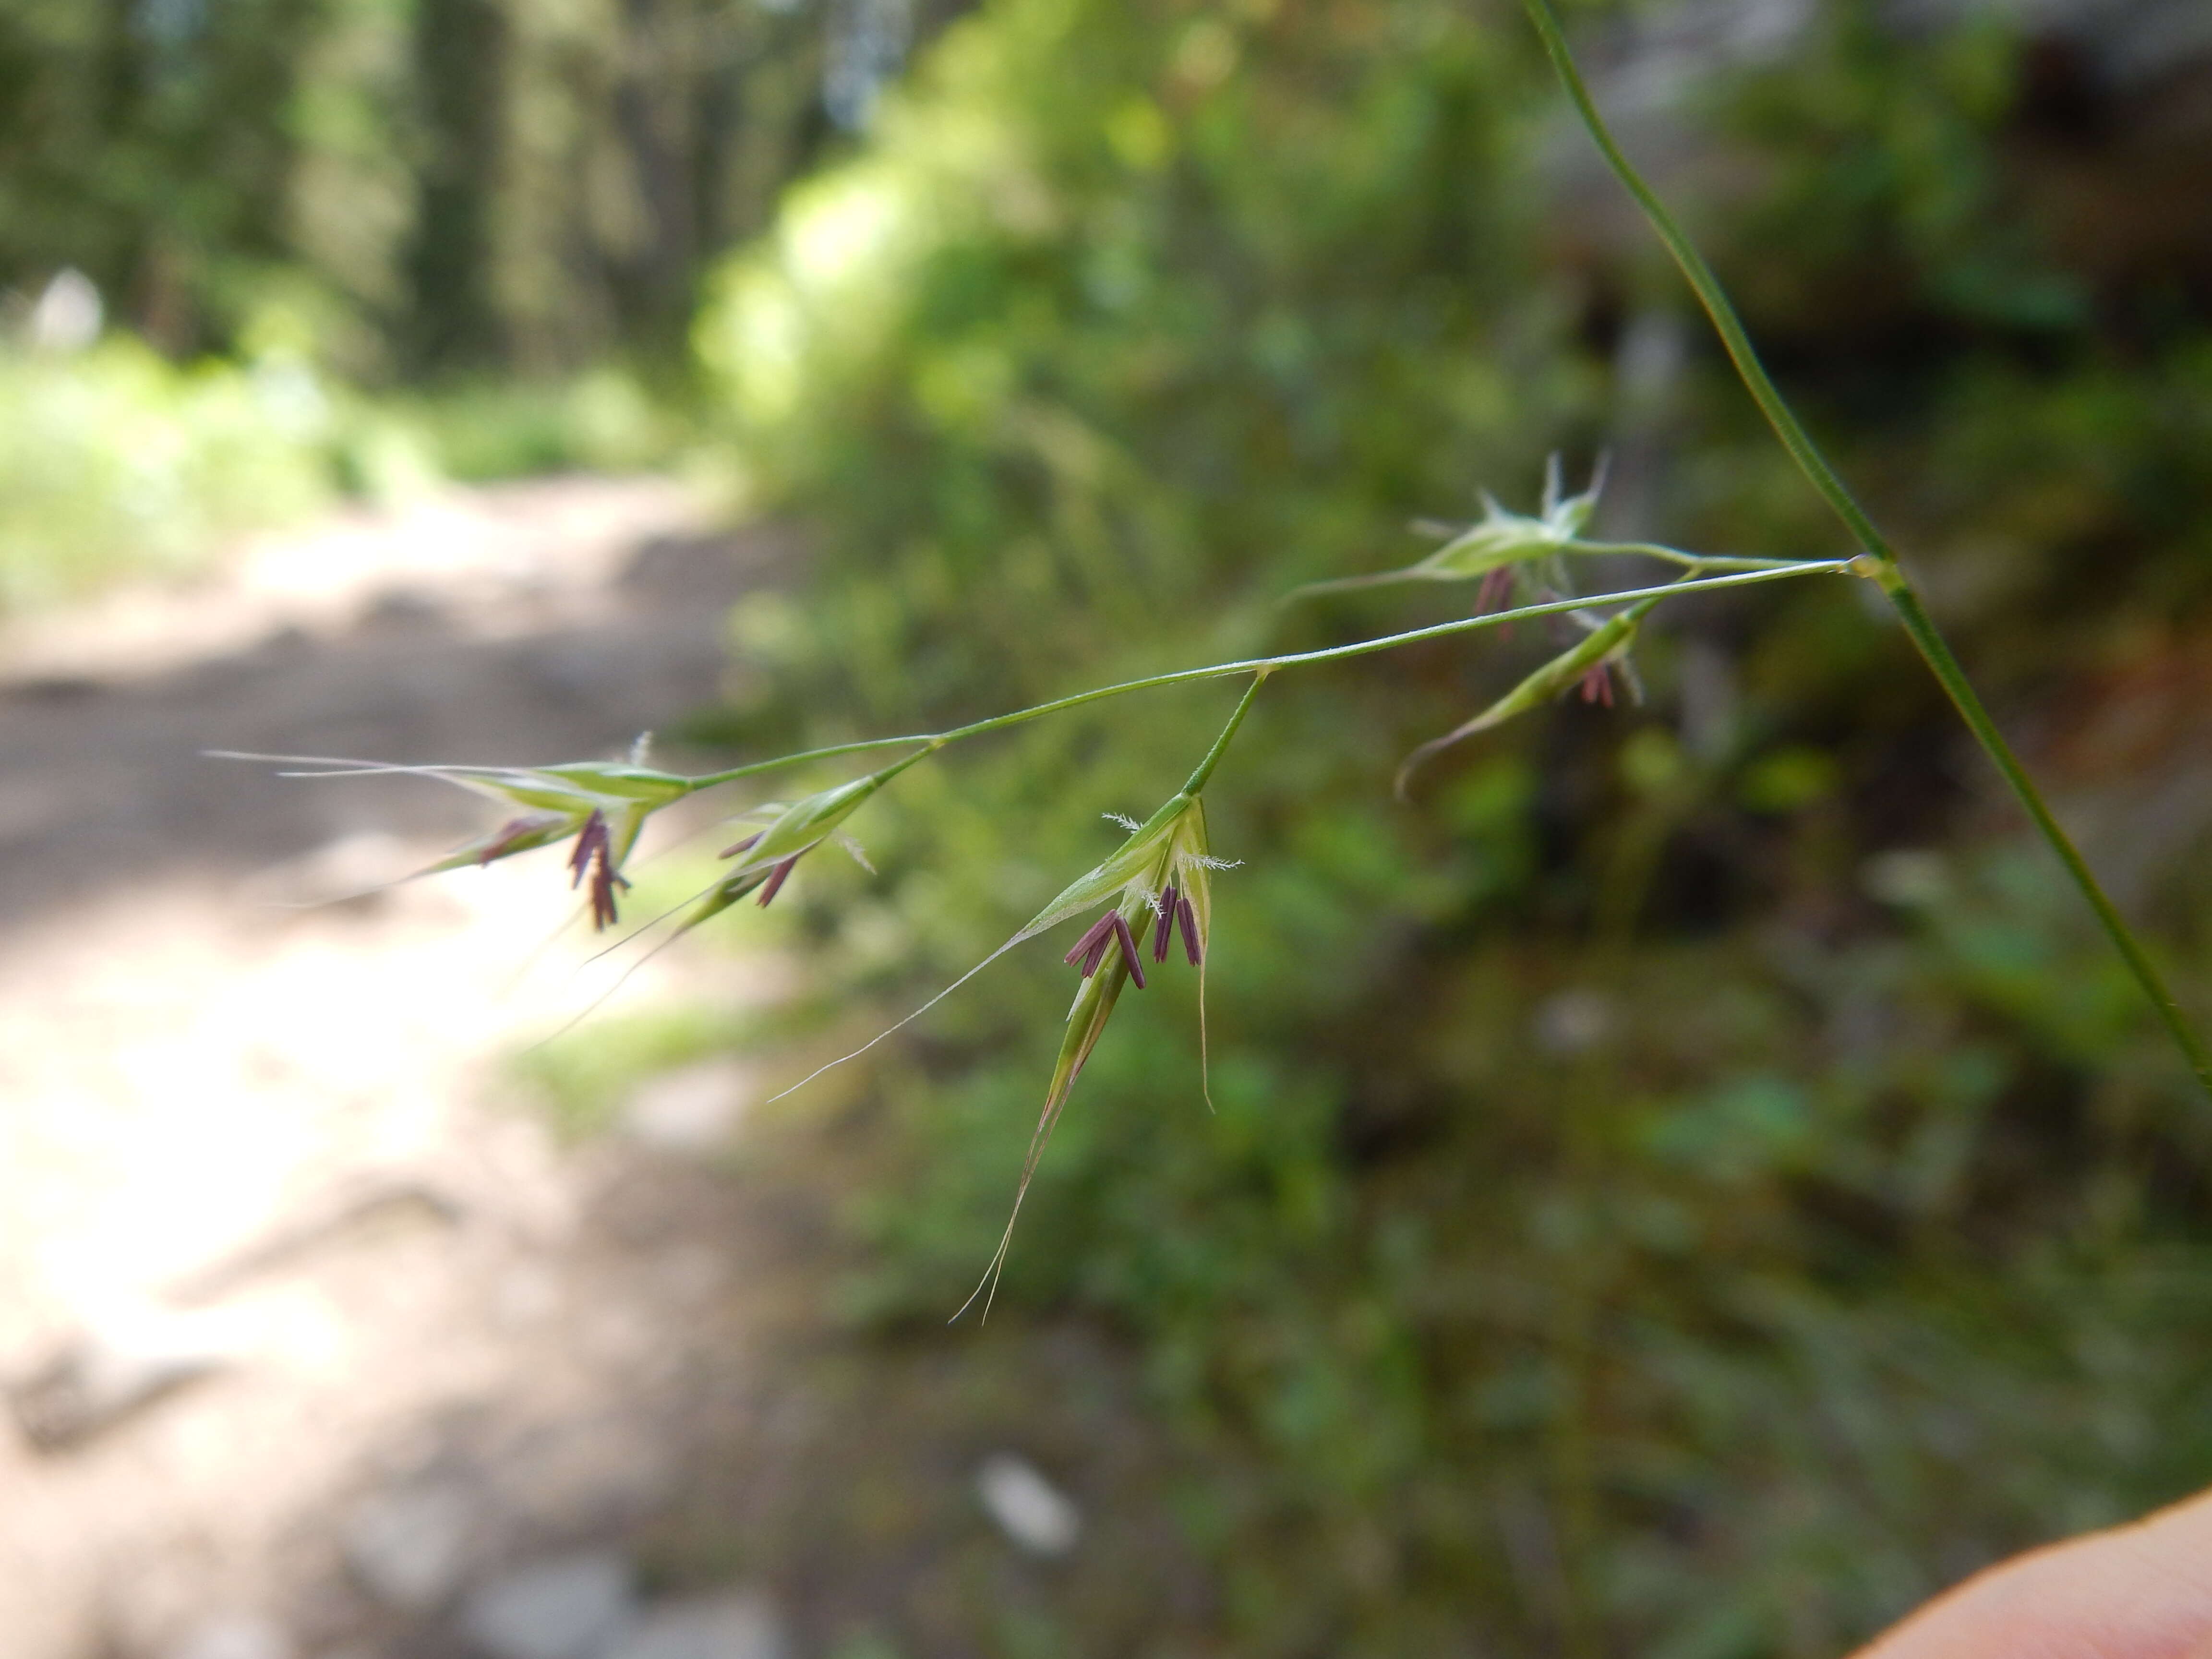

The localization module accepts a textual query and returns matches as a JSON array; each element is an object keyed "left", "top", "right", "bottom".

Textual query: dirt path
[
  {"left": 0, "top": 481, "right": 1191, "bottom": 1659},
  {"left": 0, "top": 481, "right": 813, "bottom": 1659}
]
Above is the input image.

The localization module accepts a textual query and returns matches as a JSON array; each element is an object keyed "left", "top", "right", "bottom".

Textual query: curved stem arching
[
  {"left": 1517, "top": 0, "right": 2212, "bottom": 1100},
  {"left": 685, "top": 561, "right": 1851, "bottom": 794}
]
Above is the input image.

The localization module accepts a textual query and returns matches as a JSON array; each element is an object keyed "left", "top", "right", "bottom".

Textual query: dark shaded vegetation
[
  {"left": 0, "top": 0, "right": 964, "bottom": 602},
  {"left": 669, "top": 0, "right": 2212, "bottom": 1650},
  {"left": 0, "top": 0, "right": 934, "bottom": 373}
]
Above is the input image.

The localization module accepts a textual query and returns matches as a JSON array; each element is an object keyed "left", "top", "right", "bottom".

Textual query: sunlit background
[{"left": 2, "top": 1, "right": 2211, "bottom": 1655}]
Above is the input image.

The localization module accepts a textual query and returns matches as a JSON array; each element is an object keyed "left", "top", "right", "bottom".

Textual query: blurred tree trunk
[
  {"left": 0, "top": 0, "right": 947, "bottom": 374},
  {"left": 405, "top": 0, "right": 508, "bottom": 370},
  {"left": 403, "top": 0, "right": 843, "bottom": 375}
]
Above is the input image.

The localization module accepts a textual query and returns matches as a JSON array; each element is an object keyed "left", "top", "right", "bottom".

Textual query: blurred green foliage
[
  {"left": 0, "top": 0, "right": 851, "bottom": 372},
  {"left": 0, "top": 337, "right": 338, "bottom": 607},
  {"left": 668, "top": 0, "right": 2212, "bottom": 1650},
  {"left": 0, "top": 0, "right": 935, "bottom": 606},
  {"left": 0, "top": 338, "right": 692, "bottom": 607},
  {"left": 0, "top": 0, "right": 317, "bottom": 357}
]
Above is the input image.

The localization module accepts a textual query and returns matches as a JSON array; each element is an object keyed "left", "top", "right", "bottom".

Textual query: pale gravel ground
[{"left": 0, "top": 480, "right": 793, "bottom": 1659}]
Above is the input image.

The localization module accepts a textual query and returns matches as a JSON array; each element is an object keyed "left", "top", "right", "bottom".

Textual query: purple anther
[
  {"left": 1081, "top": 934, "right": 1111, "bottom": 977},
  {"left": 1579, "top": 662, "right": 1614, "bottom": 707},
  {"left": 588, "top": 861, "right": 624, "bottom": 930},
  {"left": 1477, "top": 567, "right": 1514, "bottom": 615},
  {"left": 720, "top": 830, "right": 763, "bottom": 858},
  {"left": 1065, "top": 911, "right": 1118, "bottom": 968},
  {"left": 566, "top": 811, "right": 625, "bottom": 930},
  {"left": 1109, "top": 912, "right": 1147, "bottom": 990},
  {"left": 568, "top": 811, "right": 609, "bottom": 890},
  {"left": 755, "top": 854, "right": 799, "bottom": 908},
  {"left": 1153, "top": 884, "right": 1178, "bottom": 963},
  {"left": 1177, "top": 893, "right": 1202, "bottom": 965}
]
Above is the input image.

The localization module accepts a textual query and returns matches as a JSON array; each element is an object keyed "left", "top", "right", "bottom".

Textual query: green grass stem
[
  {"left": 1518, "top": 0, "right": 2212, "bottom": 1101},
  {"left": 1182, "top": 671, "right": 1270, "bottom": 796},
  {"left": 684, "top": 561, "right": 1850, "bottom": 792}
]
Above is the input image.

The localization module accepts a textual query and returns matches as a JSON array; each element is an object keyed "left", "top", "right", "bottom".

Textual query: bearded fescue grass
[{"left": 234, "top": 11, "right": 2211, "bottom": 1316}]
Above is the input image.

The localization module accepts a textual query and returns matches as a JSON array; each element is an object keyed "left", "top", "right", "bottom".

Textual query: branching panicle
[
  {"left": 231, "top": 540, "right": 1863, "bottom": 1304},
  {"left": 225, "top": 6, "right": 2212, "bottom": 1317}
]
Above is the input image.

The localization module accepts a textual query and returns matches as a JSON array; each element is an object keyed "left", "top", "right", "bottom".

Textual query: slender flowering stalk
[
  {"left": 676, "top": 561, "right": 1852, "bottom": 793},
  {"left": 951, "top": 676, "right": 1260, "bottom": 1322},
  {"left": 1517, "top": 0, "right": 2212, "bottom": 1100},
  {"left": 785, "top": 675, "right": 1263, "bottom": 1097},
  {"left": 225, "top": 566, "right": 1847, "bottom": 944},
  {"left": 1284, "top": 455, "right": 1808, "bottom": 606},
  {"left": 1395, "top": 593, "right": 1663, "bottom": 796},
  {"left": 216, "top": 14, "right": 2212, "bottom": 1368},
  {"left": 225, "top": 507, "right": 1857, "bottom": 1312},
  {"left": 679, "top": 745, "right": 939, "bottom": 933},
  {"left": 566, "top": 811, "right": 626, "bottom": 929},
  {"left": 209, "top": 749, "right": 697, "bottom": 931}
]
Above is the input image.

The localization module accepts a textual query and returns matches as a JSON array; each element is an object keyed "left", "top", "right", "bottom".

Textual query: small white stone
[
  {"left": 1862, "top": 848, "right": 1949, "bottom": 908},
  {"left": 620, "top": 1060, "right": 752, "bottom": 1153},
  {"left": 974, "top": 1453, "right": 1082, "bottom": 1558},
  {"left": 342, "top": 1480, "right": 482, "bottom": 1611},
  {"left": 7, "top": 1305, "right": 246, "bottom": 1450},
  {"left": 1533, "top": 988, "right": 1613, "bottom": 1055},
  {"left": 160, "top": 1617, "right": 293, "bottom": 1659},
  {"left": 29, "top": 267, "right": 102, "bottom": 352},
  {"left": 458, "top": 1550, "right": 635, "bottom": 1659},
  {"left": 604, "top": 1590, "right": 789, "bottom": 1659}
]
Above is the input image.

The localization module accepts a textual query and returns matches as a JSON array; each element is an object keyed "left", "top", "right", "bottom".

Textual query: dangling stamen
[
  {"left": 568, "top": 811, "right": 609, "bottom": 890},
  {"left": 588, "top": 851, "right": 626, "bottom": 930},
  {"left": 756, "top": 855, "right": 799, "bottom": 907},
  {"left": 1177, "top": 892, "right": 1202, "bottom": 965},
  {"left": 720, "top": 830, "right": 763, "bottom": 858},
  {"left": 1064, "top": 911, "right": 1118, "bottom": 968},
  {"left": 1109, "top": 913, "right": 1147, "bottom": 989},
  {"left": 1579, "top": 662, "right": 1615, "bottom": 707},
  {"left": 1153, "top": 884, "right": 1178, "bottom": 963},
  {"left": 568, "top": 811, "right": 625, "bottom": 930}
]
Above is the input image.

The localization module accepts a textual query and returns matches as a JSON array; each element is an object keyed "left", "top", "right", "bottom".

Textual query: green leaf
[
  {"left": 1288, "top": 457, "right": 1602, "bottom": 600},
  {"left": 683, "top": 768, "right": 902, "bottom": 931},
  {"left": 420, "top": 811, "right": 576, "bottom": 874},
  {"left": 962, "top": 891, "right": 1155, "bottom": 1323},
  {"left": 1395, "top": 595, "right": 1657, "bottom": 794},
  {"left": 532, "top": 761, "right": 695, "bottom": 802}
]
